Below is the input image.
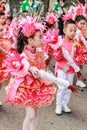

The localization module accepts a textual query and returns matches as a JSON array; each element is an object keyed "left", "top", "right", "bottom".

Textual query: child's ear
[{"left": 28, "top": 37, "right": 34, "bottom": 44}]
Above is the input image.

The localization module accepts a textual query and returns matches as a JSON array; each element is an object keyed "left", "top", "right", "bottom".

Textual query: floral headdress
[
  {"left": 74, "top": 4, "right": 85, "bottom": 17},
  {"left": 62, "top": 13, "right": 73, "bottom": 22},
  {"left": 43, "top": 29, "right": 59, "bottom": 45},
  {"left": 19, "top": 16, "right": 44, "bottom": 37},
  {"left": 45, "top": 13, "right": 57, "bottom": 25},
  {"left": 68, "top": 4, "right": 87, "bottom": 20},
  {"left": 62, "top": 3, "right": 87, "bottom": 22},
  {"left": 42, "top": 29, "right": 61, "bottom": 50}
]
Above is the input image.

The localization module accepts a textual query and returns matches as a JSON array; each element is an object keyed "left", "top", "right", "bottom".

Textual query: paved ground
[{"left": 0, "top": 65, "right": 87, "bottom": 130}]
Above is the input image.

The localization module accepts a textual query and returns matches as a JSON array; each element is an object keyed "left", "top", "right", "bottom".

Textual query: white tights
[{"left": 22, "top": 106, "right": 38, "bottom": 130}]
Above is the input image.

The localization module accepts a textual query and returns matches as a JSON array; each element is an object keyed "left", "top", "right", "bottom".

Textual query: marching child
[
  {"left": 55, "top": 20, "right": 80, "bottom": 115},
  {"left": 4, "top": 16, "right": 71, "bottom": 130}
]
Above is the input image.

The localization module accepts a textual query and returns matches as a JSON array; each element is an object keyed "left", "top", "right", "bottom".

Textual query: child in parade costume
[
  {"left": 0, "top": 11, "right": 6, "bottom": 26},
  {"left": 62, "top": 3, "right": 87, "bottom": 88},
  {"left": 0, "top": 24, "right": 11, "bottom": 106},
  {"left": 54, "top": 20, "right": 80, "bottom": 115},
  {"left": 0, "top": 0, "right": 6, "bottom": 12},
  {"left": 4, "top": 16, "right": 74, "bottom": 130},
  {"left": 75, "top": 15, "right": 87, "bottom": 88},
  {"left": 42, "top": 12, "right": 58, "bottom": 72}
]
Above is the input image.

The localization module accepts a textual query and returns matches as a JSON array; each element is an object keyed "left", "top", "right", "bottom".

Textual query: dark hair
[
  {"left": 75, "top": 15, "right": 86, "bottom": 22},
  {"left": 23, "top": 10, "right": 28, "bottom": 13},
  {"left": 64, "top": 19, "right": 76, "bottom": 28},
  {"left": 57, "top": 0, "right": 65, "bottom": 2},
  {"left": 6, "top": 15, "right": 13, "bottom": 21},
  {"left": 0, "top": 11, "right": 5, "bottom": 16},
  {"left": 42, "top": 20, "right": 55, "bottom": 32},
  {"left": 78, "top": 0, "right": 85, "bottom": 5},
  {"left": 17, "top": 29, "right": 28, "bottom": 54},
  {"left": 17, "top": 28, "right": 35, "bottom": 54}
]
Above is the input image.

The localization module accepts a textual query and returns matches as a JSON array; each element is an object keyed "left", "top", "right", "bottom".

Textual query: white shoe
[
  {"left": 76, "top": 80, "right": 86, "bottom": 88},
  {"left": 55, "top": 105, "right": 62, "bottom": 115},
  {"left": 62, "top": 105, "right": 71, "bottom": 113}
]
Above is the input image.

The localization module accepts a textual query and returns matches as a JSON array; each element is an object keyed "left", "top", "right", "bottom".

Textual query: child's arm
[
  {"left": 30, "top": 66, "right": 70, "bottom": 88},
  {"left": 52, "top": 46, "right": 80, "bottom": 72},
  {"left": 30, "top": 66, "right": 77, "bottom": 93},
  {"left": 62, "top": 47, "right": 80, "bottom": 72}
]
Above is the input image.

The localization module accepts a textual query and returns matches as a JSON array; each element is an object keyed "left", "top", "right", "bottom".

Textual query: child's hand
[
  {"left": 30, "top": 67, "right": 40, "bottom": 78},
  {"left": 68, "top": 85, "right": 77, "bottom": 93}
]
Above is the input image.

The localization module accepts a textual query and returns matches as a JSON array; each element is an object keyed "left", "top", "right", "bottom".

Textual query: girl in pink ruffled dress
[{"left": 4, "top": 16, "right": 71, "bottom": 130}]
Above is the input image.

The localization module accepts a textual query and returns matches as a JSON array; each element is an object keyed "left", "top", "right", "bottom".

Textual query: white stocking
[
  {"left": 30, "top": 109, "right": 38, "bottom": 130},
  {"left": 22, "top": 106, "right": 37, "bottom": 130}
]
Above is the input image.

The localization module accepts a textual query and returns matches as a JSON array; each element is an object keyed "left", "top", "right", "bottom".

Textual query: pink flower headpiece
[
  {"left": 45, "top": 13, "right": 57, "bottom": 25},
  {"left": 72, "top": 4, "right": 86, "bottom": 19},
  {"left": 75, "top": 4, "right": 85, "bottom": 16},
  {"left": 19, "top": 16, "right": 44, "bottom": 37},
  {"left": 19, "top": 16, "right": 36, "bottom": 37},
  {"left": 62, "top": 13, "right": 73, "bottom": 22},
  {"left": 43, "top": 29, "right": 59, "bottom": 45}
]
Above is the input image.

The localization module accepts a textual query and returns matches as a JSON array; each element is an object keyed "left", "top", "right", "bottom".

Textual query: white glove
[
  {"left": 30, "top": 67, "right": 70, "bottom": 88},
  {"left": 76, "top": 30, "right": 87, "bottom": 48},
  {"left": 62, "top": 47, "right": 80, "bottom": 72},
  {"left": 30, "top": 67, "right": 41, "bottom": 78}
]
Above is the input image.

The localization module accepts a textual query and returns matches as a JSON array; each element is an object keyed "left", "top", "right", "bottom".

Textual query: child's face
[
  {"left": 6, "top": 19, "right": 11, "bottom": 26},
  {"left": 23, "top": 12, "right": 29, "bottom": 16},
  {"left": 76, "top": 20, "right": 86, "bottom": 30},
  {"left": 0, "top": 26, "right": 4, "bottom": 38},
  {"left": 32, "top": 31, "right": 43, "bottom": 48},
  {"left": 0, "top": 15, "right": 5, "bottom": 25},
  {"left": 64, "top": 24, "right": 76, "bottom": 40}
]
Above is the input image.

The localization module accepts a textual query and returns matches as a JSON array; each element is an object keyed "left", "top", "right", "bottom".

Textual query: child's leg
[
  {"left": 23, "top": 106, "right": 37, "bottom": 130},
  {"left": 62, "top": 73, "right": 74, "bottom": 112},
  {"left": 76, "top": 66, "right": 86, "bottom": 88},
  {"left": 30, "top": 109, "right": 38, "bottom": 130},
  {"left": 55, "top": 70, "right": 66, "bottom": 115}
]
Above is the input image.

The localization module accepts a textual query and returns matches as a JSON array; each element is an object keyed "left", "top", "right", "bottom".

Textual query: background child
[
  {"left": 75, "top": 15, "right": 87, "bottom": 88},
  {"left": 0, "top": 23, "right": 11, "bottom": 107},
  {"left": 0, "top": 24, "right": 4, "bottom": 106},
  {"left": 0, "top": 11, "right": 5, "bottom": 26}
]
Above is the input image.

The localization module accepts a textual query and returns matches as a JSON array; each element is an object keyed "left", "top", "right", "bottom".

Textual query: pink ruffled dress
[
  {"left": 0, "top": 38, "right": 11, "bottom": 84},
  {"left": 75, "top": 41, "right": 87, "bottom": 65},
  {"left": 5, "top": 49, "right": 56, "bottom": 108}
]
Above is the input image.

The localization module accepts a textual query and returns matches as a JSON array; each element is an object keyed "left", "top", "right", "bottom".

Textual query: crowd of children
[{"left": 0, "top": 0, "right": 87, "bottom": 130}]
